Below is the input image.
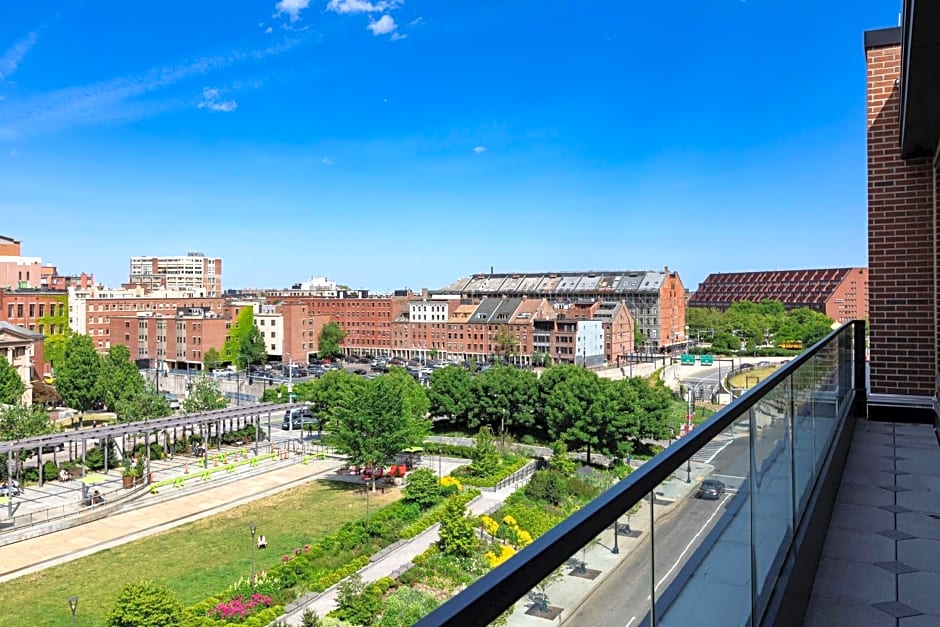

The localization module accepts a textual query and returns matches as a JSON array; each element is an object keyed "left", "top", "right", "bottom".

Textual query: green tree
[
  {"left": 469, "top": 425, "right": 501, "bottom": 477},
  {"left": 114, "top": 386, "right": 173, "bottom": 423},
  {"left": 317, "top": 321, "right": 347, "bottom": 358},
  {"left": 333, "top": 574, "right": 382, "bottom": 626},
  {"left": 468, "top": 366, "right": 539, "bottom": 440},
  {"left": 239, "top": 324, "right": 267, "bottom": 370},
  {"left": 0, "top": 355, "right": 25, "bottom": 405},
  {"left": 182, "top": 374, "right": 229, "bottom": 413},
  {"left": 300, "top": 609, "right": 322, "bottom": 627},
  {"left": 308, "top": 369, "right": 367, "bottom": 436},
  {"left": 550, "top": 440, "right": 576, "bottom": 475},
  {"left": 543, "top": 366, "right": 609, "bottom": 463},
  {"left": 427, "top": 365, "right": 473, "bottom": 428},
  {"left": 222, "top": 307, "right": 256, "bottom": 367},
  {"left": 95, "top": 344, "right": 145, "bottom": 410},
  {"left": 0, "top": 403, "right": 55, "bottom": 442},
  {"left": 378, "top": 586, "right": 440, "bottom": 627},
  {"left": 493, "top": 327, "right": 518, "bottom": 361},
  {"left": 56, "top": 334, "right": 101, "bottom": 424},
  {"left": 203, "top": 347, "right": 223, "bottom": 371},
  {"left": 402, "top": 467, "right": 441, "bottom": 509},
  {"left": 107, "top": 580, "right": 183, "bottom": 627},
  {"left": 437, "top": 499, "right": 478, "bottom": 557},
  {"left": 330, "top": 374, "right": 431, "bottom": 489}
]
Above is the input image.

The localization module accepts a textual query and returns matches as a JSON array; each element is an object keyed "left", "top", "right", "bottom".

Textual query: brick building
[
  {"left": 128, "top": 252, "right": 223, "bottom": 296},
  {"left": 436, "top": 268, "right": 685, "bottom": 352},
  {"left": 108, "top": 308, "right": 231, "bottom": 369},
  {"left": 0, "top": 321, "right": 45, "bottom": 404},
  {"left": 85, "top": 296, "right": 227, "bottom": 351},
  {"left": 688, "top": 268, "right": 869, "bottom": 323},
  {"left": 295, "top": 294, "right": 411, "bottom": 357},
  {"left": 864, "top": 21, "right": 940, "bottom": 401},
  {"left": 0, "top": 290, "right": 69, "bottom": 336}
]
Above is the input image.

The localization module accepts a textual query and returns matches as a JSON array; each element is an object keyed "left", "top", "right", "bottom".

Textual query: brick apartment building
[
  {"left": 127, "top": 252, "right": 223, "bottom": 296},
  {"left": 85, "top": 296, "right": 227, "bottom": 351},
  {"left": 688, "top": 267, "right": 869, "bottom": 323},
  {"left": 108, "top": 307, "right": 231, "bottom": 369},
  {"left": 293, "top": 293, "right": 411, "bottom": 357},
  {"left": 0, "top": 290, "right": 69, "bottom": 337},
  {"left": 864, "top": 19, "right": 939, "bottom": 401},
  {"left": 436, "top": 268, "right": 685, "bottom": 352}
]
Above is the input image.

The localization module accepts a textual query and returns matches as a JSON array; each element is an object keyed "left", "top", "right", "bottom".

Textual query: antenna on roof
[{"left": 490, "top": 266, "right": 494, "bottom": 276}]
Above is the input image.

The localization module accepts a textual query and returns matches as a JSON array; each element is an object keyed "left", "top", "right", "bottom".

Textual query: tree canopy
[
  {"left": 222, "top": 307, "right": 265, "bottom": 369},
  {"left": 182, "top": 374, "right": 229, "bottom": 413},
  {"left": 56, "top": 334, "right": 101, "bottom": 414},
  {"left": 687, "top": 299, "right": 836, "bottom": 353},
  {"left": 114, "top": 386, "right": 173, "bottom": 423},
  {"left": 317, "top": 321, "right": 347, "bottom": 358},
  {"left": 0, "top": 355, "right": 25, "bottom": 405},
  {"left": 95, "top": 344, "right": 145, "bottom": 411}
]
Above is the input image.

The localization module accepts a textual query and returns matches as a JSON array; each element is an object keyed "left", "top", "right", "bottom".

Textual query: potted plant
[
  {"left": 121, "top": 458, "right": 135, "bottom": 489},
  {"left": 134, "top": 457, "right": 145, "bottom": 486}
]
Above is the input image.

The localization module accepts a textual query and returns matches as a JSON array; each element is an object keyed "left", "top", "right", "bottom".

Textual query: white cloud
[
  {"left": 367, "top": 15, "right": 397, "bottom": 36},
  {"left": 265, "top": 26, "right": 274, "bottom": 34},
  {"left": 321, "top": 156, "right": 332, "bottom": 166},
  {"left": 473, "top": 146, "right": 487, "bottom": 154},
  {"left": 0, "top": 31, "right": 39, "bottom": 81},
  {"left": 327, "top": 0, "right": 401, "bottom": 15},
  {"left": 390, "top": 32, "right": 407, "bottom": 41},
  {"left": 0, "top": 39, "right": 299, "bottom": 137},
  {"left": 198, "top": 87, "right": 237, "bottom": 112},
  {"left": 275, "top": 0, "right": 312, "bottom": 22},
  {"left": 407, "top": 17, "right": 424, "bottom": 27}
]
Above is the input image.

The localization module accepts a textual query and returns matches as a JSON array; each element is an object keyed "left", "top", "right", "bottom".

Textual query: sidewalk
[
  {"left": 0, "top": 457, "right": 343, "bottom": 582},
  {"left": 279, "top": 485, "right": 517, "bottom": 625}
]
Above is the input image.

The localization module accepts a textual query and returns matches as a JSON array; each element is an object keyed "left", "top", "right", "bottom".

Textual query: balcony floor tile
[
  {"left": 898, "top": 572, "right": 940, "bottom": 616},
  {"left": 897, "top": 538, "right": 940, "bottom": 574},
  {"left": 804, "top": 593, "right": 896, "bottom": 627}
]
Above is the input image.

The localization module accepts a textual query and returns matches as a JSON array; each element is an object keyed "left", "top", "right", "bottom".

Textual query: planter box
[{"left": 122, "top": 475, "right": 134, "bottom": 489}]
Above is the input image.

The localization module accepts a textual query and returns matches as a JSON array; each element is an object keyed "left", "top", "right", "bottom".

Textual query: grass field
[
  {"left": 728, "top": 366, "right": 780, "bottom": 390},
  {"left": 0, "top": 480, "right": 399, "bottom": 627}
]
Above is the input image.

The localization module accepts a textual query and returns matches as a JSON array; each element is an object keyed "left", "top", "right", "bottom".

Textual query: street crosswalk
[{"left": 690, "top": 437, "right": 733, "bottom": 464}]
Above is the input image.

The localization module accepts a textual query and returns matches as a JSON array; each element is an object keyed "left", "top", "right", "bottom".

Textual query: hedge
[
  {"left": 399, "top": 490, "right": 481, "bottom": 539},
  {"left": 453, "top": 457, "right": 530, "bottom": 488}
]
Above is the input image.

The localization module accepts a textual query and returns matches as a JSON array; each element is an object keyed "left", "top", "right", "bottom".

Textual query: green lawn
[{"left": 0, "top": 480, "right": 399, "bottom": 627}]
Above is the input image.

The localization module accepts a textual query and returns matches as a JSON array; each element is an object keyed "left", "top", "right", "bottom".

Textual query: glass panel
[
  {"left": 836, "top": 327, "right": 853, "bottom": 409},
  {"left": 792, "top": 364, "right": 817, "bottom": 524},
  {"left": 750, "top": 384, "right": 793, "bottom": 621},
  {"left": 654, "top": 421, "right": 751, "bottom": 627},
  {"left": 812, "top": 344, "right": 840, "bottom": 471},
  {"left": 515, "top": 489, "right": 655, "bottom": 627}
]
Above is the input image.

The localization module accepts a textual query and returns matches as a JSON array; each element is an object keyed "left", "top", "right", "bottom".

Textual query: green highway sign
[
  {"left": 700, "top": 354, "right": 714, "bottom": 365},
  {"left": 680, "top": 354, "right": 696, "bottom": 365}
]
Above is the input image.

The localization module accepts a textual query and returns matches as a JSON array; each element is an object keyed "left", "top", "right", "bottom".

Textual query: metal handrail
[{"left": 415, "top": 320, "right": 865, "bottom": 626}]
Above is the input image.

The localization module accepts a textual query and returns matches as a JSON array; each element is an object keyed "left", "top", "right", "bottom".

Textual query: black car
[{"left": 695, "top": 479, "right": 726, "bottom": 500}]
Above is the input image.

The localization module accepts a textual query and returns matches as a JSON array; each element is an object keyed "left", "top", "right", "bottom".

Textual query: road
[{"left": 563, "top": 436, "right": 752, "bottom": 627}]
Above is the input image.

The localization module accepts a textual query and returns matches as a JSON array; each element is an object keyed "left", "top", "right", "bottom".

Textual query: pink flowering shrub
[{"left": 211, "top": 592, "right": 273, "bottom": 622}]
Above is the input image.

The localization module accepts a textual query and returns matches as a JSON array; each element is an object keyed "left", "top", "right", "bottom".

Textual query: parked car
[
  {"left": 695, "top": 479, "right": 726, "bottom": 500},
  {"left": 162, "top": 392, "right": 181, "bottom": 410},
  {"left": 281, "top": 407, "right": 318, "bottom": 430}
]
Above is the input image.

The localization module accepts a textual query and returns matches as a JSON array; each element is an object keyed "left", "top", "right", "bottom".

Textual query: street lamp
[
  {"left": 249, "top": 523, "right": 257, "bottom": 586},
  {"left": 67, "top": 595, "right": 79, "bottom": 627}
]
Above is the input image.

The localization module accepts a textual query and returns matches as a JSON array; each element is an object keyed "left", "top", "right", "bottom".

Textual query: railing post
[{"left": 853, "top": 320, "right": 867, "bottom": 412}]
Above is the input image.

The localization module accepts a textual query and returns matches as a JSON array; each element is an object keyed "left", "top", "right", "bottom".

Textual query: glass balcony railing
[{"left": 417, "top": 320, "right": 865, "bottom": 627}]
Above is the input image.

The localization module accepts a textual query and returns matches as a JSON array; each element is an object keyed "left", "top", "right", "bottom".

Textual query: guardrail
[{"left": 415, "top": 320, "right": 865, "bottom": 627}]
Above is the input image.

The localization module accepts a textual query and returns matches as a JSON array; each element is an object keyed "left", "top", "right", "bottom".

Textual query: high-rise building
[{"left": 128, "top": 252, "right": 222, "bottom": 296}]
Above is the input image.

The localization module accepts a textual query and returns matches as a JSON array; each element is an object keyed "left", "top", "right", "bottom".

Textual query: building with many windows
[
  {"left": 128, "top": 252, "right": 222, "bottom": 296},
  {"left": 688, "top": 267, "right": 869, "bottom": 323}
]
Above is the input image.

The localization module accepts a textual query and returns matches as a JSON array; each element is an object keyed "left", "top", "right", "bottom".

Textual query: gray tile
[
  {"left": 804, "top": 593, "right": 896, "bottom": 627},
  {"left": 899, "top": 614, "right": 940, "bottom": 626},
  {"left": 846, "top": 455, "right": 896, "bottom": 472},
  {"left": 897, "top": 459, "right": 940, "bottom": 477},
  {"left": 898, "top": 512, "right": 940, "bottom": 541},
  {"left": 831, "top": 502, "right": 898, "bottom": 533},
  {"left": 898, "top": 491, "right": 940, "bottom": 513},
  {"left": 837, "top": 484, "right": 896, "bottom": 507},
  {"left": 875, "top": 560, "right": 918, "bottom": 574},
  {"left": 882, "top": 485, "right": 912, "bottom": 493},
  {"left": 822, "top": 527, "right": 897, "bottom": 563},
  {"left": 897, "top": 474, "right": 940, "bottom": 493},
  {"left": 894, "top": 425, "right": 933, "bottom": 437},
  {"left": 893, "top": 435, "right": 940, "bottom": 450},
  {"left": 873, "top": 600, "right": 924, "bottom": 618},
  {"left": 879, "top": 530, "right": 917, "bottom": 541},
  {"left": 811, "top": 558, "right": 896, "bottom": 601},
  {"left": 899, "top": 571, "right": 940, "bottom": 616},
  {"left": 897, "top": 538, "right": 940, "bottom": 574},
  {"left": 843, "top": 468, "right": 897, "bottom": 488},
  {"left": 857, "top": 421, "right": 896, "bottom": 434},
  {"left": 881, "top": 504, "right": 913, "bottom": 514}
]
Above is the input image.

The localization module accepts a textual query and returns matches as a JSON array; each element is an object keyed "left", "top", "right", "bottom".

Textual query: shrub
[
  {"left": 399, "top": 490, "right": 480, "bottom": 539},
  {"left": 301, "top": 609, "right": 322, "bottom": 627},
  {"left": 42, "top": 460, "right": 60, "bottom": 481},
  {"left": 377, "top": 586, "right": 440, "bottom": 627},
  {"left": 211, "top": 592, "right": 273, "bottom": 622},
  {"left": 525, "top": 470, "right": 568, "bottom": 506},
  {"left": 468, "top": 426, "right": 501, "bottom": 477},
  {"left": 107, "top": 580, "right": 184, "bottom": 627},
  {"left": 332, "top": 574, "right": 382, "bottom": 626},
  {"left": 402, "top": 468, "right": 441, "bottom": 509},
  {"left": 437, "top": 499, "right": 477, "bottom": 558}
]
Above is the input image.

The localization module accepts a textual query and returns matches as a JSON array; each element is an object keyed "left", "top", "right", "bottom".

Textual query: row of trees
[
  {"left": 687, "top": 300, "right": 836, "bottom": 354},
  {"left": 263, "top": 363, "right": 678, "bottom": 466}
]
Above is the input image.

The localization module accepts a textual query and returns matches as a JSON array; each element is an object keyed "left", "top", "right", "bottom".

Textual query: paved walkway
[
  {"left": 0, "top": 458, "right": 342, "bottom": 582},
  {"left": 279, "top": 487, "right": 515, "bottom": 625}
]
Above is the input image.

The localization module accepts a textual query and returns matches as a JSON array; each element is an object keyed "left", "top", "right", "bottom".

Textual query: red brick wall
[
  {"left": 825, "top": 268, "right": 869, "bottom": 323},
  {"left": 866, "top": 42, "right": 935, "bottom": 396}
]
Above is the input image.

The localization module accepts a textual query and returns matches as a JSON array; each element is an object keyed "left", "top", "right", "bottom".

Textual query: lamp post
[
  {"left": 67, "top": 595, "right": 79, "bottom": 627},
  {"left": 686, "top": 458, "right": 692, "bottom": 484},
  {"left": 249, "top": 523, "right": 257, "bottom": 586},
  {"left": 612, "top": 517, "right": 620, "bottom": 554}
]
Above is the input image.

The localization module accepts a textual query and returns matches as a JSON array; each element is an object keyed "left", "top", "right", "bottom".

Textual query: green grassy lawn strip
[
  {"left": 728, "top": 366, "right": 780, "bottom": 390},
  {"left": 0, "top": 480, "right": 399, "bottom": 627}
]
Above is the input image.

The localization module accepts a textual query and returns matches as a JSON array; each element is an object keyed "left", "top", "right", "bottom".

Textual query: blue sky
[{"left": 0, "top": 1, "right": 900, "bottom": 293}]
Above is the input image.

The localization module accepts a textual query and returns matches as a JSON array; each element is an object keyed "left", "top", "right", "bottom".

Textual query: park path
[
  {"left": 280, "top": 487, "right": 514, "bottom": 624},
  {"left": 0, "top": 459, "right": 340, "bottom": 583}
]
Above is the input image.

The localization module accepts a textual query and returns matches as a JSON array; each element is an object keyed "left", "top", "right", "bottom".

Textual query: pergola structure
[{"left": 1, "top": 402, "right": 308, "bottom": 490}]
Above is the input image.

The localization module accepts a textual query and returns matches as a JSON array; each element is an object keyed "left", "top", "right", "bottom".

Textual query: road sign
[
  {"left": 700, "top": 354, "right": 714, "bottom": 365},
  {"left": 680, "top": 354, "right": 696, "bottom": 365}
]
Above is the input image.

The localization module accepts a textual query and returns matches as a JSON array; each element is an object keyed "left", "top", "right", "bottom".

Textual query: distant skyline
[{"left": 0, "top": 1, "right": 898, "bottom": 293}]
